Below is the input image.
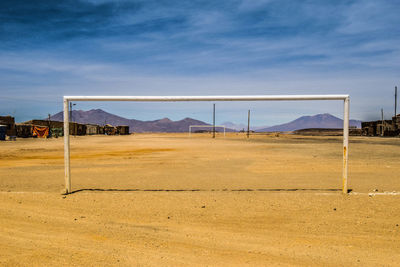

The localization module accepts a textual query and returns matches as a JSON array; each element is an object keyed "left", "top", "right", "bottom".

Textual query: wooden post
[
  {"left": 395, "top": 86, "right": 397, "bottom": 118},
  {"left": 395, "top": 86, "right": 398, "bottom": 131},
  {"left": 213, "top": 103, "right": 215, "bottom": 138},
  {"left": 381, "top": 108, "right": 384, "bottom": 136},
  {"left": 247, "top": 110, "right": 250, "bottom": 138}
]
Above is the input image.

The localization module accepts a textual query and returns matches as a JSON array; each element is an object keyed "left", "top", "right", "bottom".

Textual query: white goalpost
[
  {"left": 189, "top": 125, "right": 226, "bottom": 137},
  {"left": 63, "top": 95, "right": 350, "bottom": 194}
]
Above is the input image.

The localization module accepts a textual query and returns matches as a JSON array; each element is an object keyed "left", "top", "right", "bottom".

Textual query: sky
[{"left": 0, "top": 0, "right": 399, "bottom": 125}]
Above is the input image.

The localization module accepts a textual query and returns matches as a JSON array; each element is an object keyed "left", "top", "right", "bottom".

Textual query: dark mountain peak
[
  {"left": 48, "top": 109, "right": 212, "bottom": 133},
  {"left": 257, "top": 113, "right": 361, "bottom": 132},
  {"left": 158, "top": 118, "right": 172, "bottom": 123},
  {"left": 315, "top": 113, "right": 335, "bottom": 118},
  {"left": 88, "top": 108, "right": 105, "bottom": 113},
  {"left": 295, "top": 113, "right": 338, "bottom": 122},
  {"left": 180, "top": 117, "right": 208, "bottom": 124}
]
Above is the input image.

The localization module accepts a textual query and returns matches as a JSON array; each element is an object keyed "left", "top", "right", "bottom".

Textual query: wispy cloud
[{"left": 0, "top": 0, "right": 399, "bottom": 123}]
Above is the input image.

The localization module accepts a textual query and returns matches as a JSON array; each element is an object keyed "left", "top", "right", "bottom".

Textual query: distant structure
[
  {"left": 117, "top": 125, "right": 130, "bottom": 135},
  {"left": 86, "top": 124, "right": 100, "bottom": 135},
  {"left": 0, "top": 115, "right": 129, "bottom": 140},
  {"left": 361, "top": 86, "right": 399, "bottom": 137},
  {"left": 361, "top": 117, "right": 399, "bottom": 136},
  {"left": 0, "top": 116, "right": 16, "bottom": 138}
]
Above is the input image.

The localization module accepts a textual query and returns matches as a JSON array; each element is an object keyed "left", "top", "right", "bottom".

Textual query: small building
[
  {"left": 361, "top": 115, "right": 400, "bottom": 137},
  {"left": 51, "top": 128, "right": 63, "bottom": 137},
  {"left": 99, "top": 126, "right": 105, "bottom": 135},
  {"left": 16, "top": 124, "right": 33, "bottom": 138},
  {"left": 23, "top": 119, "right": 64, "bottom": 129},
  {"left": 0, "top": 116, "right": 16, "bottom": 137},
  {"left": 0, "top": 125, "right": 6, "bottom": 140},
  {"left": 393, "top": 114, "right": 400, "bottom": 130},
  {"left": 86, "top": 124, "right": 100, "bottom": 135},
  {"left": 22, "top": 120, "right": 87, "bottom": 136},
  {"left": 104, "top": 124, "right": 117, "bottom": 135},
  {"left": 117, "top": 125, "right": 129, "bottom": 135},
  {"left": 71, "top": 123, "right": 87, "bottom": 136}
]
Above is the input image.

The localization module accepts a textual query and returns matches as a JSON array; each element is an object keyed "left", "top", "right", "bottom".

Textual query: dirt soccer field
[{"left": 0, "top": 133, "right": 399, "bottom": 266}]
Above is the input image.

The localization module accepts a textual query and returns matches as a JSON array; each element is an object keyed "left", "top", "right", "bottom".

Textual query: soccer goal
[
  {"left": 189, "top": 125, "right": 226, "bottom": 137},
  {"left": 62, "top": 95, "right": 350, "bottom": 194}
]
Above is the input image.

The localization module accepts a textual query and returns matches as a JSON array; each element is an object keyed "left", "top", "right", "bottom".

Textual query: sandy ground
[{"left": 0, "top": 133, "right": 399, "bottom": 266}]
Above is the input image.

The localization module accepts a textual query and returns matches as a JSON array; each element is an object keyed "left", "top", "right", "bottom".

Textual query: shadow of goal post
[{"left": 63, "top": 95, "right": 350, "bottom": 194}]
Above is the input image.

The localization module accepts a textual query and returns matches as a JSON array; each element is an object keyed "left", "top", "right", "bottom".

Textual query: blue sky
[{"left": 0, "top": 0, "right": 399, "bottom": 125}]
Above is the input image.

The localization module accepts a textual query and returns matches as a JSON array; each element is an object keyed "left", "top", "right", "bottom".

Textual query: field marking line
[{"left": 351, "top": 191, "right": 400, "bottom": 196}]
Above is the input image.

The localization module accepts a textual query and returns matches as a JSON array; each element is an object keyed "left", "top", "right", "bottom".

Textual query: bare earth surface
[{"left": 0, "top": 133, "right": 399, "bottom": 266}]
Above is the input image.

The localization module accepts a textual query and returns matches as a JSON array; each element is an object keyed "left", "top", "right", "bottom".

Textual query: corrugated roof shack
[
  {"left": 361, "top": 118, "right": 399, "bottom": 136},
  {"left": 0, "top": 116, "right": 16, "bottom": 137},
  {"left": 16, "top": 124, "right": 33, "bottom": 138},
  {"left": 99, "top": 126, "right": 105, "bottom": 135},
  {"left": 393, "top": 115, "right": 400, "bottom": 130},
  {"left": 23, "top": 120, "right": 63, "bottom": 137},
  {"left": 361, "top": 121, "right": 377, "bottom": 136},
  {"left": 70, "top": 123, "right": 87, "bottom": 136},
  {"left": 117, "top": 125, "right": 129, "bottom": 135},
  {"left": 24, "top": 119, "right": 64, "bottom": 129},
  {"left": 0, "top": 125, "right": 6, "bottom": 140},
  {"left": 22, "top": 120, "right": 87, "bottom": 136},
  {"left": 86, "top": 124, "right": 100, "bottom": 135},
  {"left": 104, "top": 124, "right": 117, "bottom": 135}
]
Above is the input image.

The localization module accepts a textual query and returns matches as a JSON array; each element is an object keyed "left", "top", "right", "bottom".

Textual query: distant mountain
[
  {"left": 222, "top": 121, "right": 270, "bottom": 131},
  {"left": 257, "top": 113, "right": 362, "bottom": 132},
  {"left": 50, "top": 109, "right": 136, "bottom": 126},
  {"left": 49, "top": 110, "right": 360, "bottom": 133},
  {"left": 49, "top": 109, "right": 222, "bottom": 133},
  {"left": 222, "top": 122, "right": 247, "bottom": 131}
]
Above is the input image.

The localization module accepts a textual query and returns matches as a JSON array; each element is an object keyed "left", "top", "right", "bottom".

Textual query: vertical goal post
[{"left": 63, "top": 95, "right": 350, "bottom": 194}]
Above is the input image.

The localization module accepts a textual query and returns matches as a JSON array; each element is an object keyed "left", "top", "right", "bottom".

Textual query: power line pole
[
  {"left": 69, "top": 102, "right": 72, "bottom": 123},
  {"left": 69, "top": 102, "right": 76, "bottom": 136},
  {"left": 395, "top": 86, "right": 397, "bottom": 117},
  {"left": 213, "top": 103, "right": 215, "bottom": 138},
  {"left": 381, "top": 108, "right": 384, "bottom": 137},
  {"left": 395, "top": 86, "right": 398, "bottom": 131},
  {"left": 247, "top": 110, "right": 250, "bottom": 138}
]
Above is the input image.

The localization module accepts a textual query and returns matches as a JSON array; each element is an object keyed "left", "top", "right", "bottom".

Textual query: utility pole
[
  {"left": 395, "top": 86, "right": 397, "bottom": 117},
  {"left": 395, "top": 86, "right": 398, "bottom": 131},
  {"left": 69, "top": 102, "right": 72, "bottom": 123},
  {"left": 69, "top": 102, "right": 76, "bottom": 136},
  {"left": 247, "top": 110, "right": 250, "bottom": 138},
  {"left": 212, "top": 103, "right": 216, "bottom": 138},
  {"left": 381, "top": 108, "right": 384, "bottom": 137}
]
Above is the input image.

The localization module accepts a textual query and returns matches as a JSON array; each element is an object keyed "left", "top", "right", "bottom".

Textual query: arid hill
[
  {"left": 50, "top": 109, "right": 212, "bottom": 133},
  {"left": 257, "top": 113, "right": 362, "bottom": 132}
]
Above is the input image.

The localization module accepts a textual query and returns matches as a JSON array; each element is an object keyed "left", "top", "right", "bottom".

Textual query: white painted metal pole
[
  {"left": 223, "top": 126, "right": 226, "bottom": 137},
  {"left": 343, "top": 97, "right": 349, "bottom": 194},
  {"left": 63, "top": 94, "right": 350, "bottom": 194},
  {"left": 64, "top": 95, "right": 350, "bottom": 102},
  {"left": 189, "top": 126, "right": 191, "bottom": 137},
  {"left": 63, "top": 99, "right": 71, "bottom": 194}
]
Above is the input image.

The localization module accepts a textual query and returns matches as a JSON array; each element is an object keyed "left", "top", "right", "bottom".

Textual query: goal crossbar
[{"left": 63, "top": 95, "right": 350, "bottom": 194}]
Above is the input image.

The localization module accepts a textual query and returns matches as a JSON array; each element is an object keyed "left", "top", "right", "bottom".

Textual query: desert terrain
[{"left": 0, "top": 133, "right": 399, "bottom": 266}]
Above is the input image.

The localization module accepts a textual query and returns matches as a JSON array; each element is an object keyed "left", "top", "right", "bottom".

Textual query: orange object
[{"left": 32, "top": 126, "right": 49, "bottom": 138}]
